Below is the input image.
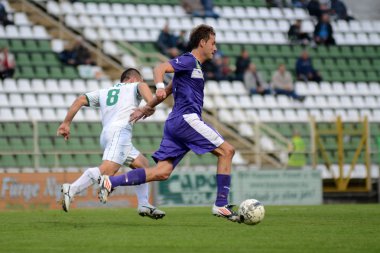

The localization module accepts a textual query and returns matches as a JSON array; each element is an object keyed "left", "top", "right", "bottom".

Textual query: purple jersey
[
  {"left": 152, "top": 53, "right": 225, "bottom": 168},
  {"left": 167, "top": 53, "right": 205, "bottom": 120}
]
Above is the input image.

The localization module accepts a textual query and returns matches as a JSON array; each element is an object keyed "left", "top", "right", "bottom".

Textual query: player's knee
[{"left": 223, "top": 144, "right": 235, "bottom": 158}]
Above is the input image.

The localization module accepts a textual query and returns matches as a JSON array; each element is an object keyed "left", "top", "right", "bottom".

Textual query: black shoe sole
[
  {"left": 139, "top": 212, "right": 166, "bottom": 220},
  {"left": 213, "top": 214, "right": 241, "bottom": 223}
]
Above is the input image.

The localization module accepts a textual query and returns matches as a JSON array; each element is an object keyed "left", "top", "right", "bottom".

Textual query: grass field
[{"left": 1, "top": 205, "right": 379, "bottom": 253}]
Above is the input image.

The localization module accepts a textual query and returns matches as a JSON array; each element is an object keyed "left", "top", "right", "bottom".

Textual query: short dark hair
[
  {"left": 120, "top": 68, "right": 142, "bottom": 82},
  {"left": 188, "top": 24, "right": 216, "bottom": 50}
]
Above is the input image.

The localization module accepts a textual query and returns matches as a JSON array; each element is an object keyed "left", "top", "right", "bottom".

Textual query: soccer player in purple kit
[{"left": 99, "top": 24, "right": 240, "bottom": 222}]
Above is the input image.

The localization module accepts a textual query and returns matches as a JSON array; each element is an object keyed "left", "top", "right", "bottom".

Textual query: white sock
[
  {"left": 69, "top": 167, "right": 100, "bottom": 196},
  {"left": 135, "top": 183, "right": 149, "bottom": 207}
]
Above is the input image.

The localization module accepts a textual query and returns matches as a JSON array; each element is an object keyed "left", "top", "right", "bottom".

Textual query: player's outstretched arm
[
  {"left": 154, "top": 61, "right": 174, "bottom": 100},
  {"left": 130, "top": 82, "right": 173, "bottom": 123},
  {"left": 57, "top": 95, "right": 88, "bottom": 140}
]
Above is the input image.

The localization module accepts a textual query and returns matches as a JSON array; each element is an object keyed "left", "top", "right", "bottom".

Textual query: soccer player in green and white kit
[{"left": 57, "top": 68, "right": 165, "bottom": 219}]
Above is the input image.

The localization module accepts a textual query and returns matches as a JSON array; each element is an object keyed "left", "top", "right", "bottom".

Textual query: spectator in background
[
  {"left": 59, "top": 42, "right": 75, "bottom": 65},
  {"left": 201, "top": 0, "right": 219, "bottom": 18},
  {"left": 59, "top": 38, "right": 95, "bottom": 66},
  {"left": 287, "top": 130, "right": 306, "bottom": 168},
  {"left": 220, "top": 55, "right": 234, "bottom": 81},
  {"left": 235, "top": 49, "right": 251, "bottom": 81},
  {"left": 288, "top": 20, "right": 311, "bottom": 45},
  {"left": 0, "top": 2, "right": 13, "bottom": 26},
  {"left": 202, "top": 58, "right": 218, "bottom": 81},
  {"left": 307, "top": 0, "right": 322, "bottom": 19},
  {"left": 266, "top": 0, "right": 288, "bottom": 7},
  {"left": 176, "top": 30, "right": 188, "bottom": 54},
  {"left": 0, "top": 46, "right": 15, "bottom": 79},
  {"left": 181, "top": 0, "right": 219, "bottom": 18},
  {"left": 272, "top": 64, "right": 305, "bottom": 102},
  {"left": 244, "top": 63, "right": 271, "bottom": 96},
  {"left": 330, "top": 0, "right": 354, "bottom": 21},
  {"left": 292, "top": 0, "right": 308, "bottom": 8},
  {"left": 314, "top": 13, "right": 336, "bottom": 46},
  {"left": 156, "top": 24, "right": 179, "bottom": 58},
  {"left": 295, "top": 50, "right": 322, "bottom": 82},
  {"left": 71, "top": 38, "right": 95, "bottom": 66}
]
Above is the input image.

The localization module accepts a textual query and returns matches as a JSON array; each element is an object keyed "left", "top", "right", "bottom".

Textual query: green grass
[{"left": 1, "top": 205, "right": 379, "bottom": 253}]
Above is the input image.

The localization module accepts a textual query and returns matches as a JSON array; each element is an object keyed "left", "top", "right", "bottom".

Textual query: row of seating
[
  {"left": 0, "top": 39, "right": 54, "bottom": 53},
  {"left": 0, "top": 25, "right": 50, "bottom": 39},
  {"left": 61, "top": 13, "right": 380, "bottom": 36},
  {"left": 217, "top": 108, "right": 378, "bottom": 123},
  {"left": 0, "top": 151, "right": 222, "bottom": 167},
  {"left": 0, "top": 107, "right": 169, "bottom": 122},
  {"left": 47, "top": 2, "right": 302, "bottom": 19},
  {"left": 74, "top": 0, "right": 267, "bottom": 7},
  {"left": 206, "top": 95, "right": 380, "bottom": 110},
  {"left": 76, "top": 24, "right": 380, "bottom": 45}
]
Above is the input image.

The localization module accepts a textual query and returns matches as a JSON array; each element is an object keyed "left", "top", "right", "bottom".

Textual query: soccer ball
[{"left": 238, "top": 199, "right": 265, "bottom": 225}]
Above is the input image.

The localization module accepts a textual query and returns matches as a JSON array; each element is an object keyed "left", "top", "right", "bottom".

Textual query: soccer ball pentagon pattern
[{"left": 238, "top": 199, "right": 265, "bottom": 225}]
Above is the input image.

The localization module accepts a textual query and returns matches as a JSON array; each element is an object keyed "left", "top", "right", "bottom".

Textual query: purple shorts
[{"left": 152, "top": 113, "right": 224, "bottom": 168}]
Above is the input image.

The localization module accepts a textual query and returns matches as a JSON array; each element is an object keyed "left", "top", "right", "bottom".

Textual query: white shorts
[{"left": 100, "top": 126, "right": 140, "bottom": 166}]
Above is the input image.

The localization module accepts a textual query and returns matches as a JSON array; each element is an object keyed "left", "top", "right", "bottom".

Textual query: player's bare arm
[
  {"left": 154, "top": 62, "right": 175, "bottom": 100},
  {"left": 137, "top": 82, "right": 156, "bottom": 119},
  {"left": 57, "top": 95, "right": 88, "bottom": 141},
  {"left": 130, "top": 82, "right": 173, "bottom": 123}
]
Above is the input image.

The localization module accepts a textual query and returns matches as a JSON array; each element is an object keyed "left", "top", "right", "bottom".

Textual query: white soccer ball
[{"left": 238, "top": 199, "right": 265, "bottom": 225}]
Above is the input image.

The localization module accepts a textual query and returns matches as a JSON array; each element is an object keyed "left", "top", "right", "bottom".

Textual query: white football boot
[
  {"left": 138, "top": 203, "right": 166, "bottom": 219},
  {"left": 212, "top": 204, "right": 241, "bottom": 223},
  {"left": 61, "top": 184, "right": 73, "bottom": 212},
  {"left": 98, "top": 175, "right": 112, "bottom": 204}
]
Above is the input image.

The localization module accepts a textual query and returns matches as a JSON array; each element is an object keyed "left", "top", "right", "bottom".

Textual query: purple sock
[
  {"left": 109, "top": 168, "right": 146, "bottom": 187},
  {"left": 215, "top": 174, "right": 231, "bottom": 207}
]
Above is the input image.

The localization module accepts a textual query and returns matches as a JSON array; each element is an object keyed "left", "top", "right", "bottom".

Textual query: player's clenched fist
[{"left": 57, "top": 123, "right": 70, "bottom": 141}]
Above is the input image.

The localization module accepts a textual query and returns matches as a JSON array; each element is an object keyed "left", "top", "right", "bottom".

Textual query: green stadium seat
[
  {"left": 24, "top": 138, "right": 34, "bottom": 151},
  {"left": 0, "top": 155, "right": 17, "bottom": 167},
  {"left": 63, "top": 66, "right": 79, "bottom": 79},
  {"left": 31, "top": 53, "right": 46, "bottom": 66},
  {"left": 366, "top": 71, "right": 378, "bottom": 82},
  {"left": 24, "top": 40, "right": 39, "bottom": 52},
  {"left": 75, "top": 123, "right": 92, "bottom": 137},
  {"left": 9, "top": 138, "right": 27, "bottom": 151},
  {"left": 90, "top": 124, "right": 102, "bottom": 136},
  {"left": 81, "top": 137, "right": 99, "bottom": 150},
  {"left": 133, "top": 125, "right": 146, "bottom": 137},
  {"left": 18, "top": 122, "right": 34, "bottom": 136},
  {"left": 38, "top": 40, "right": 52, "bottom": 52},
  {"left": 50, "top": 67, "right": 65, "bottom": 79},
  {"left": 352, "top": 47, "right": 365, "bottom": 57},
  {"left": 3, "top": 123, "right": 19, "bottom": 136},
  {"left": 39, "top": 138, "right": 54, "bottom": 151},
  {"left": 38, "top": 123, "right": 50, "bottom": 137},
  {"left": 20, "top": 66, "right": 34, "bottom": 78},
  {"left": 74, "top": 154, "right": 90, "bottom": 166},
  {"left": 40, "top": 154, "right": 56, "bottom": 167},
  {"left": 136, "top": 138, "right": 154, "bottom": 152},
  {"left": 10, "top": 40, "right": 24, "bottom": 52},
  {"left": 88, "top": 154, "right": 102, "bottom": 165},
  {"left": 66, "top": 138, "right": 82, "bottom": 151},
  {"left": 35, "top": 66, "right": 50, "bottom": 79},
  {"left": 0, "top": 138, "right": 9, "bottom": 151},
  {"left": 54, "top": 137, "right": 69, "bottom": 150},
  {"left": 17, "top": 53, "right": 31, "bottom": 66},
  {"left": 145, "top": 123, "right": 162, "bottom": 136},
  {"left": 59, "top": 154, "right": 74, "bottom": 167},
  {"left": 16, "top": 154, "right": 33, "bottom": 167},
  {"left": 45, "top": 53, "right": 61, "bottom": 67}
]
